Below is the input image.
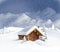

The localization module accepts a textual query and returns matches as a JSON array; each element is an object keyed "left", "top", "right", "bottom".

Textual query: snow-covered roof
[
  {"left": 18, "top": 26, "right": 45, "bottom": 36},
  {"left": 18, "top": 26, "right": 31, "bottom": 35},
  {"left": 26, "top": 26, "right": 45, "bottom": 35}
]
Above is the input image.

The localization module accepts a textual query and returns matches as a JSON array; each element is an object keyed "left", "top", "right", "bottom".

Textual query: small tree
[
  {"left": 43, "top": 26, "right": 46, "bottom": 35},
  {"left": 52, "top": 24, "right": 55, "bottom": 29},
  {"left": 42, "top": 26, "right": 47, "bottom": 40}
]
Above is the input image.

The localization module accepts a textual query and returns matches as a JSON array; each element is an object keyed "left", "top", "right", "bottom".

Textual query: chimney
[{"left": 38, "top": 26, "right": 39, "bottom": 28}]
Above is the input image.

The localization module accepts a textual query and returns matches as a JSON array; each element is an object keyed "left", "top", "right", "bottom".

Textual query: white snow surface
[
  {"left": 0, "top": 27, "right": 60, "bottom": 52},
  {"left": 0, "top": 27, "right": 23, "bottom": 34}
]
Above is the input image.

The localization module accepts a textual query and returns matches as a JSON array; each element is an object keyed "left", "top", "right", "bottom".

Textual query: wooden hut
[
  {"left": 18, "top": 26, "right": 46, "bottom": 41},
  {"left": 18, "top": 35, "right": 25, "bottom": 40}
]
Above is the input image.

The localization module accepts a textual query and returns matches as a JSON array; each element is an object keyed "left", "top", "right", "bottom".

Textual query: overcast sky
[
  {"left": 0, "top": 0, "right": 60, "bottom": 13},
  {"left": 0, "top": 0, "right": 60, "bottom": 28}
]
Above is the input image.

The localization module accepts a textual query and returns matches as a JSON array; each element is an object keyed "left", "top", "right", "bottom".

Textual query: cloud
[
  {"left": 55, "top": 0, "right": 60, "bottom": 4},
  {"left": 0, "top": 7, "right": 60, "bottom": 28},
  {"left": 0, "top": 13, "right": 18, "bottom": 28},
  {"left": 9, "top": 13, "right": 41, "bottom": 27},
  {"left": 55, "top": 0, "right": 60, "bottom": 2},
  {"left": 0, "top": 0, "right": 6, "bottom": 4},
  {"left": 0, "top": 13, "right": 43, "bottom": 28},
  {"left": 0, "top": 13, "right": 18, "bottom": 23},
  {"left": 28, "top": 7, "right": 56, "bottom": 21},
  {"left": 11, "top": 13, "right": 53, "bottom": 28},
  {"left": 9, "top": 13, "right": 31, "bottom": 27},
  {"left": 0, "top": 12, "right": 59, "bottom": 28},
  {"left": 40, "top": 7, "right": 56, "bottom": 21}
]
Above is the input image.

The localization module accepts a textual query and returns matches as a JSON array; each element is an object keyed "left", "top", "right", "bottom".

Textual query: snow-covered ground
[{"left": 0, "top": 27, "right": 60, "bottom": 52}]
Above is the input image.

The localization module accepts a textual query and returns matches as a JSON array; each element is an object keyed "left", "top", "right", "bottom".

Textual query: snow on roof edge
[{"left": 26, "top": 26, "right": 45, "bottom": 36}]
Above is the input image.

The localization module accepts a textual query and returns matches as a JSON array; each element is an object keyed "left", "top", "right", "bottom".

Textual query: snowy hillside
[
  {"left": 0, "top": 27, "right": 23, "bottom": 34},
  {"left": 0, "top": 27, "right": 60, "bottom": 52}
]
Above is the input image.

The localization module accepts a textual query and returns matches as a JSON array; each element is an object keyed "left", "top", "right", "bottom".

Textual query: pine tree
[{"left": 42, "top": 26, "right": 47, "bottom": 40}]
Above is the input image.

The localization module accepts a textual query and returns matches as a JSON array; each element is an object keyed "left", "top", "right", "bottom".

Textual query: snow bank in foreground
[{"left": 0, "top": 27, "right": 60, "bottom": 52}]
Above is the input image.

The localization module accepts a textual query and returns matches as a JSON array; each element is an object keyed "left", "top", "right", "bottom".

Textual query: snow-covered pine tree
[
  {"left": 52, "top": 24, "right": 55, "bottom": 30},
  {"left": 43, "top": 26, "right": 46, "bottom": 35},
  {"left": 42, "top": 26, "right": 47, "bottom": 40}
]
